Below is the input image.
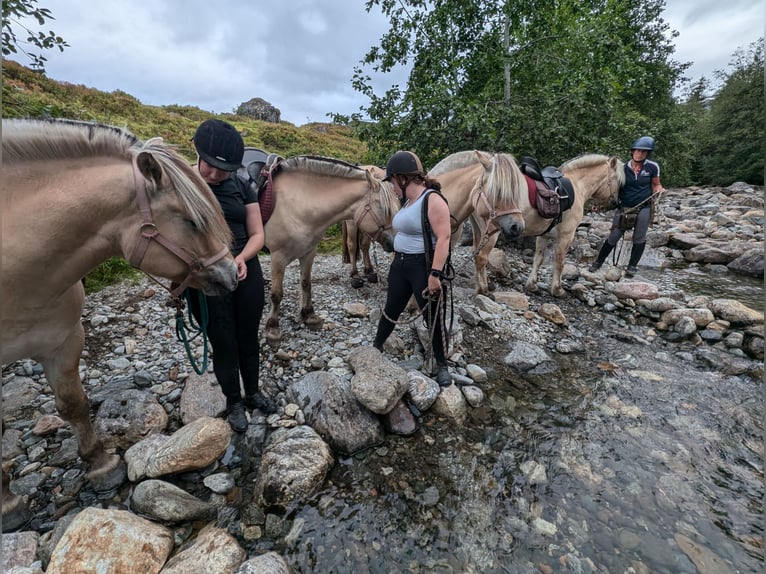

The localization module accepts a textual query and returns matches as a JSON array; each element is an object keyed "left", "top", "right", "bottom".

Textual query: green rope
[{"left": 174, "top": 289, "right": 210, "bottom": 375}]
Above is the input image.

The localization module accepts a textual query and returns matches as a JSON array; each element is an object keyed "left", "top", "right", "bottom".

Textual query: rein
[{"left": 127, "top": 158, "right": 229, "bottom": 299}]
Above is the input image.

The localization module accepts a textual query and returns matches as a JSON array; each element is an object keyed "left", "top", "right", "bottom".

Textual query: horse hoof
[
  {"left": 305, "top": 318, "right": 324, "bottom": 332},
  {"left": 265, "top": 331, "right": 282, "bottom": 347},
  {"left": 85, "top": 455, "right": 126, "bottom": 493},
  {"left": 350, "top": 277, "right": 365, "bottom": 288},
  {"left": 2, "top": 494, "right": 31, "bottom": 532},
  {"left": 365, "top": 273, "right": 379, "bottom": 284}
]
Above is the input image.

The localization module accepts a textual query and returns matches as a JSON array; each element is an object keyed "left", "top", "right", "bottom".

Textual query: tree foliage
[
  {"left": 2, "top": 0, "right": 68, "bottom": 71},
  {"left": 345, "top": 0, "right": 688, "bottom": 180},
  {"left": 695, "top": 39, "right": 764, "bottom": 186}
]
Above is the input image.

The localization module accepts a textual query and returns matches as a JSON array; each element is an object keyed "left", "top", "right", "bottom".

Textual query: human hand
[{"left": 235, "top": 257, "right": 248, "bottom": 280}]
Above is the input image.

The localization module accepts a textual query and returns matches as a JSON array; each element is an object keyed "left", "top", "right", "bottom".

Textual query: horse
[
  {"left": 427, "top": 150, "right": 526, "bottom": 286},
  {"left": 1, "top": 118, "right": 238, "bottom": 529},
  {"left": 341, "top": 165, "right": 391, "bottom": 288},
  {"left": 262, "top": 156, "right": 398, "bottom": 343},
  {"left": 469, "top": 153, "right": 624, "bottom": 296}
]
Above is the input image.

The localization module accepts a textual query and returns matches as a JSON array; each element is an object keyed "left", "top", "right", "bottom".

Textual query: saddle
[
  {"left": 238, "top": 147, "right": 282, "bottom": 225},
  {"left": 519, "top": 156, "right": 575, "bottom": 227}
]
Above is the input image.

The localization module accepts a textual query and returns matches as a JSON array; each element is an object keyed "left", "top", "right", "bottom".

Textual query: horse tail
[{"left": 341, "top": 221, "right": 351, "bottom": 264}]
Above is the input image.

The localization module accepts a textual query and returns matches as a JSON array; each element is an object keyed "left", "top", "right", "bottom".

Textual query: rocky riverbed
[{"left": 2, "top": 183, "right": 763, "bottom": 573}]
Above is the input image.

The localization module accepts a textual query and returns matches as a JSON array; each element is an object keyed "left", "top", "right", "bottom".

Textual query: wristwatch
[{"left": 430, "top": 269, "right": 442, "bottom": 278}]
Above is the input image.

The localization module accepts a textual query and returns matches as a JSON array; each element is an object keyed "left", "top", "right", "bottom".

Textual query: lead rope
[
  {"left": 168, "top": 289, "right": 211, "bottom": 375},
  {"left": 610, "top": 191, "right": 664, "bottom": 266}
]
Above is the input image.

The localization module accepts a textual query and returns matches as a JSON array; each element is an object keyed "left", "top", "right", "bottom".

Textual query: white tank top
[{"left": 392, "top": 192, "right": 435, "bottom": 254}]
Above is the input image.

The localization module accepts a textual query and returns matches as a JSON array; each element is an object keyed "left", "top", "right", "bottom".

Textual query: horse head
[
  {"left": 354, "top": 168, "right": 397, "bottom": 252},
  {"left": 473, "top": 152, "right": 526, "bottom": 240},
  {"left": 562, "top": 154, "right": 624, "bottom": 213},
  {"left": 128, "top": 139, "right": 238, "bottom": 297}
]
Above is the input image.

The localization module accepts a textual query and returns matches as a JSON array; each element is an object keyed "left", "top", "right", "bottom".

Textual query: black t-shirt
[{"left": 209, "top": 176, "right": 258, "bottom": 255}]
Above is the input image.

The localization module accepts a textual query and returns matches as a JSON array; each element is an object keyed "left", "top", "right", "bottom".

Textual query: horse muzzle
[{"left": 196, "top": 257, "right": 238, "bottom": 296}]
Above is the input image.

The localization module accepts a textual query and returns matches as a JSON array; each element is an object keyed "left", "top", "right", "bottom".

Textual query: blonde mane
[
  {"left": 560, "top": 153, "right": 626, "bottom": 188},
  {"left": 2, "top": 118, "right": 231, "bottom": 246},
  {"left": 281, "top": 155, "right": 368, "bottom": 180},
  {"left": 429, "top": 150, "right": 490, "bottom": 176}
]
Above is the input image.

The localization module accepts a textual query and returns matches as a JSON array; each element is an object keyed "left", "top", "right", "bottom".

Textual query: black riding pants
[
  {"left": 373, "top": 252, "right": 446, "bottom": 364},
  {"left": 189, "top": 256, "right": 265, "bottom": 404}
]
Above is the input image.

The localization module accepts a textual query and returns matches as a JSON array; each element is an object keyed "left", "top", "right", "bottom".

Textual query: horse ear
[
  {"left": 609, "top": 156, "right": 619, "bottom": 169},
  {"left": 136, "top": 151, "right": 164, "bottom": 188}
]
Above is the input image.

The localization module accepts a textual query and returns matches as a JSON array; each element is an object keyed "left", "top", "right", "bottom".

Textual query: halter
[
  {"left": 354, "top": 174, "right": 391, "bottom": 242},
  {"left": 470, "top": 165, "right": 522, "bottom": 253},
  {"left": 127, "top": 157, "right": 230, "bottom": 298},
  {"left": 588, "top": 159, "right": 619, "bottom": 210}
]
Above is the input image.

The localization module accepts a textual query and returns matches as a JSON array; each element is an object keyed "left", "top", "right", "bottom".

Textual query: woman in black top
[
  {"left": 189, "top": 119, "right": 274, "bottom": 432},
  {"left": 589, "top": 136, "right": 665, "bottom": 277}
]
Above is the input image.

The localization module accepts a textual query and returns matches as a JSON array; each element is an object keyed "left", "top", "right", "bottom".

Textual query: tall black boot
[
  {"left": 625, "top": 243, "right": 646, "bottom": 277},
  {"left": 589, "top": 241, "right": 614, "bottom": 272}
]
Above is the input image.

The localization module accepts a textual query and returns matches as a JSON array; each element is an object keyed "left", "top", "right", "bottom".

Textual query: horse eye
[{"left": 185, "top": 218, "right": 200, "bottom": 231}]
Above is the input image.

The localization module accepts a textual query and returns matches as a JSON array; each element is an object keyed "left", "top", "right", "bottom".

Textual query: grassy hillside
[
  {"left": 2, "top": 59, "right": 368, "bottom": 290},
  {"left": 1, "top": 59, "right": 369, "bottom": 163}
]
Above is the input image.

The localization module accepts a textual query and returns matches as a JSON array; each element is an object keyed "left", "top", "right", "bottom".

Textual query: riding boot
[
  {"left": 589, "top": 241, "right": 614, "bottom": 272},
  {"left": 625, "top": 243, "right": 646, "bottom": 277}
]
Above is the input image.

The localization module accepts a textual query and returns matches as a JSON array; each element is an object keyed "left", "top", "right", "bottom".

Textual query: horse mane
[
  {"left": 429, "top": 150, "right": 491, "bottom": 176},
  {"left": 2, "top": 118, "right": 139, "bottom": 162},
  {"left": 560, "top": 153, "right": 625, "bottom": 187},
  {"left": 281, "top": 155, "right": 368, "bottom": 180},
  {"left": 2, "top": 118, "right": 231, "bottom": 246}
]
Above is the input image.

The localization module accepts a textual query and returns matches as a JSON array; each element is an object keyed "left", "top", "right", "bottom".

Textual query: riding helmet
[
  {"left": 383, "top": 150, "right": 424, "bottom": 181},
  {"left": 193, "top": 119, "right": 245, "bottom": 171},
  {"left": 631, "top": 136, "right": 655, "bottom": 152}
]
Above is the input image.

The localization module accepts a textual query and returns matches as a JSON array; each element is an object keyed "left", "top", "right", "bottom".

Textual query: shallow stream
[{"left": 258, "top": 265, "right": 763, "bottom": 573}]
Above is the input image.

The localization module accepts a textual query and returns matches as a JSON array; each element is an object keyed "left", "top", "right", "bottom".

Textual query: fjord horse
[
  {"left": 470, "top": 153, "right": 623, "bottom": 296},
  {"left": 262, "top": 156, "right": 397, "bottom": 343},
  {"left": 428, "top": 150, "right": 526, "bottom": 290},
  {"left": 1, "top": 118, "right": 237, "bottom": 528}
]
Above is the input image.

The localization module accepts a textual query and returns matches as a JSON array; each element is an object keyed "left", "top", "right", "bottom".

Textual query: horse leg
[
  {"left": 348, "top": 227, "right": 364, "bottom": 289},
  {"left": 299, "top": 248, "right": 323, "bottom": 330},
  {"left": 265, "top": 259, "right": 285, "bottom": 345},
  {"left": 360, "top": 232, "right": 378, "bottom": 283},
  {"left": 550, "top": 235, "right": 574, "bottom": 297},
  {"left": 41, "top": 320, "right": 124, "bottom": 491},
  {"left": 525, "top": 236, "right": 548, "bottom": 293},
  {"left": 3, "top": 461, "right": 31, "bottom": 531}
]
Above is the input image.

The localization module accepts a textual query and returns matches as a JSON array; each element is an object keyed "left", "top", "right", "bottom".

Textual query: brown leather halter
[
  {"left": 471, "top": 166, "right": 523, "bottom": 252},
  {"left": 127, "top": 158, "right": 229, "bottom": 298},
  {"left": 353, "top": 174, "right": 391, "bottom": 242}
]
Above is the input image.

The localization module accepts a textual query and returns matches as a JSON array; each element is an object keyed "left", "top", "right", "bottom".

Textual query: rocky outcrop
[{"left": 236, "top": 97, "right": 281, "bottom": 123}]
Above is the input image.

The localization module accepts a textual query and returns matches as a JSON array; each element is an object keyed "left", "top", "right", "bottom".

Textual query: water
[
  {"left": 248, "top": 256, "right": 763, "bottom": 572},
  {"left": 640, "top": 265, "right": 763, "bottom": 311},
  {"left": 259, "top": 346, "right": 763, "bottom": 572}
]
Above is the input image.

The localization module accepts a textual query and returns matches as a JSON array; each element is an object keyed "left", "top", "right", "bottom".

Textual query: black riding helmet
[
  {"left": 193, "top": 119, "right": 245, "bottom": 172},
  {"left": 383, "top": 150, "right": 424, "bottom": 181},
  {"left": 631, "top": 136, "right": 655, "bottom": 152}
]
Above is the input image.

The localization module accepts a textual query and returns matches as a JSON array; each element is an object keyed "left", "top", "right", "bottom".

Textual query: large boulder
[{"left": 236, "top": 97, "right": 281, "bottom": 123}]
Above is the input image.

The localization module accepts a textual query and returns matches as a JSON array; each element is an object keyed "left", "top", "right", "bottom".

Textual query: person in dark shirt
[
  {"left": 588, "top": 136, "right": 665, "bottom": 277},
  {"left": 188, "top": 119, "right": 275, "bottom": 432}
]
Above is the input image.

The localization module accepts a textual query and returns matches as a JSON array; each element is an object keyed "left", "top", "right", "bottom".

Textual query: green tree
[
  {"left": 345, "top": 0, "right": 687, "bottom": 178},
  {"left": 699, "top": 38, "right": 764, "bottom": 186},
  {"left": 2, "top": 0, "right": 68, "bottom": 72}
]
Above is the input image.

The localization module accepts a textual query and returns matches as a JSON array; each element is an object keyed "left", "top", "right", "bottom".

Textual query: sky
[{"left": 8, "top": 0, "right": 764, "bottom": 126}]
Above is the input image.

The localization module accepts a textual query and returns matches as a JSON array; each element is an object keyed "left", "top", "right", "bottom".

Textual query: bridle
[
  {"left": 354, "top": 174, "right": 391, "bottom": 242},
  {"left": 588, "top": 159, "right": 619, "bottom": 210},
  {"left": 470, "top": 162, "right": 522, "bottom": 253},
  {"left": 127, "top": 157, "right": 230, "bottom": 298}
]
